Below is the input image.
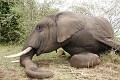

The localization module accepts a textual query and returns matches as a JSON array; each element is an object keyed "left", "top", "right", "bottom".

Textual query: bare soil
[{"left": 0, "top": 45, "right": 120, "bottom": 80}]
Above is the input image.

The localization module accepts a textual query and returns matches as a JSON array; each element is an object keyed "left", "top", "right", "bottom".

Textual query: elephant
[{"left": 5, "top": 11, "right": 120, "bottom": 79}]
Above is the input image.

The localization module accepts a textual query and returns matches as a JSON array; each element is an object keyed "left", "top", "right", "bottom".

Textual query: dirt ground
[
  {"left": 0, "top": 69, "right": 4, "bottom": 80},
  {"left": 0, "top": 45, "right": 120, "bottom": 80}
]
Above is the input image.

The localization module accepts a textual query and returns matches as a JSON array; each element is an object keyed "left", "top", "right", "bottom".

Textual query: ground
[{"left": 0, "top": 45, "right": 120, "bottom": 80}]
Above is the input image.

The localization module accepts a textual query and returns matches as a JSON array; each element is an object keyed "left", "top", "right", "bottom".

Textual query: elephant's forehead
[{"left": 38, "top": 17, "right": 54, "bottom": 25}]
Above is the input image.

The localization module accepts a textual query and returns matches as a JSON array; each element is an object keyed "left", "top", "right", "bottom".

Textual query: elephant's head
[
  {"left": 23, "top": 15, "right": 60, "bottom": 56},
  {"left": 23, "top": 12, "right": 85, "bottom": 55},
  {"left": 5, "top": 12, "right": 86, "bottom": 79}
]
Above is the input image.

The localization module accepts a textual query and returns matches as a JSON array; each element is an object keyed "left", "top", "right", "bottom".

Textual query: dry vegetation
[{"left": 0, "top": 45, "right": 120, "bottom": 80}]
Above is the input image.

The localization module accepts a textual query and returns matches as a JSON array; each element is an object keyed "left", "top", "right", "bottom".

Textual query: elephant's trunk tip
[{"left": 25, "top": 68, "right": 54, "bottom": 79}]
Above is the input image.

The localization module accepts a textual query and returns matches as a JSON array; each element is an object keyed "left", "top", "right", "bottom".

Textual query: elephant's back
[
  {"left": 83, "top": 15, "right": 114, "bottom": 39},
  {"left": 96, "top": 17, "right": 114, "bottom": 39}
]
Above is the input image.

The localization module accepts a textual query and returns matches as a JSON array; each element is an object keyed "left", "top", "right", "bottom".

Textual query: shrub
[{"left": 0, "top": 1, "right": 23, "bottom": 43}]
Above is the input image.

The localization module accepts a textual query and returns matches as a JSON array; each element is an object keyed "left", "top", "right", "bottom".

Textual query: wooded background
[{"left": 0, "top": 0, "right": 120, "bottom": 44}]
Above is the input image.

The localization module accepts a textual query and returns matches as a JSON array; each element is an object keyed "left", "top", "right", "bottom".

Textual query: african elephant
[{"left": 5, "top": 11, "right": 120, "bottom": 79}]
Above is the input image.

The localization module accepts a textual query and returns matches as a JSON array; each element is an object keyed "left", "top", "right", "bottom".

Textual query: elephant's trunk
[
  {"left": 23, "top": 60, "right": 53, "bottom": 79},
  {"left": 20, "top": 49, "right": 54, "bottom": 79},
  {"left": 25, "top": 68, "right": 53, "bottom": 79}
]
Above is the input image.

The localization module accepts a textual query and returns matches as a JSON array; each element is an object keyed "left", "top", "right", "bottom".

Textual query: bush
[{"left": 0, "top": 1, "right": 23, "bottom": 43}]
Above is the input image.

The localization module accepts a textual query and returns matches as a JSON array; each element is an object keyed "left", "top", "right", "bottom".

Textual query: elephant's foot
[{"left": 70, "top": 52, "right": 101, "bottom": 68}]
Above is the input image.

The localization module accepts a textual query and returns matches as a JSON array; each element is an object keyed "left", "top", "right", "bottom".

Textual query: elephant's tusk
[
  {"left": 4, "top": 47, "right": 32, "bottom": 58},
  {"left": 11, "top": 60, "right": 20, "bottom": 63}
]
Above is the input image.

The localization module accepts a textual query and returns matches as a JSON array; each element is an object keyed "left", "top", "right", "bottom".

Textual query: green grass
[{"left": 0, "top": 45, "right": 120, "bottom": 80}]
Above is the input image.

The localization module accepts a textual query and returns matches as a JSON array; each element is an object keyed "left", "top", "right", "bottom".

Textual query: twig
[
  {"left": 11, "top": 60, "right": 19, "bottom": 63},
  {"left": 68, "top": 67, "right": 81, "bottom": 80},
  {"left": 69, "top": 72, "right": 83, "bottom": 74},
  {"left": 115, "top": 46, "right": 120, "bottom": 52},
  {"left": 68, "top": 71, "right": 87, "bottom": 76}
]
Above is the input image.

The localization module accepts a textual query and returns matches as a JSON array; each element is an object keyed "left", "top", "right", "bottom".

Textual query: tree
[
  {"left": 0, "top": 0, "right": 60, "bottom": 44},
  {"left": 15, "top": 0, "right": 59, "bottom": 41},
  {"left": 70, "top": 0, "right": 120, "bottom": 39},
  {"left": 0, "top": 1, "right": 22, "bottom": 43}
]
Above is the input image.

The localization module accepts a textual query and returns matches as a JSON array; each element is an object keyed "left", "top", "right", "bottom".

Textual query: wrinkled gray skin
[
  {"left": 20, "top": 12, "right": 120, "bottom": 79},
  {"left": 70, "top": 52, "right": 101, "bottom": 68}
]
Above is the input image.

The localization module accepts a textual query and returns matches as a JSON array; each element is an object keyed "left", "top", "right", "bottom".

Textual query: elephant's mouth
[{"left": 31, "top": 47, "right": 43, "bottom": 56}]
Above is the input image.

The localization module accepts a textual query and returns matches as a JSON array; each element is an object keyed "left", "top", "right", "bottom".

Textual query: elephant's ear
[{"left": 56, "top": 12, "right": 86, "bottom": 43}]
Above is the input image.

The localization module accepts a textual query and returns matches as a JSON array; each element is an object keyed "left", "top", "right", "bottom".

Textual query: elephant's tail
[{"left": 25, "top": 67, "right": 54, "bottom": 79}]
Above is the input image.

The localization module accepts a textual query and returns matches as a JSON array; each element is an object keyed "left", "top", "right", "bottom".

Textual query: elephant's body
[
  {"left": 58, "top": 12, "right": 114, "bottom": 56},
  {"left": 63, "top": 29, "right": 109, "bottom": 56},
  {"left": 54, "top": 14, "right": 114, "bottom": 55},
  {"left": 6, "top": 12, "right": 120, "bottom": 79}
]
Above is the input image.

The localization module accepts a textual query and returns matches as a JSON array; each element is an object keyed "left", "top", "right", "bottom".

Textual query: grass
[{"left": 0, "top": 45, "right": 120, "bottom": 80}]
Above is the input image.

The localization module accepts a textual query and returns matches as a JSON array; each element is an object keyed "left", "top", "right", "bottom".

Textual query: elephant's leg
[
  {"left": 93, "top": 26, "right": 120, "bottom": 54},
  {"left": 69, "top": 52, "right": 101, "bottom": 68},
  {"left": 20, "top": 50, "right": 53, "bottom": 79},
  {"left": 96, "top": 38, "right": 120, "bottom": 54}
]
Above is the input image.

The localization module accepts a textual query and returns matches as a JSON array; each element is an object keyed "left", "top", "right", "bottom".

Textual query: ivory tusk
[
  {"left": 11, "top": 60, "right": 20, "bottom": 63},
  {"left": 4, "top": 47, "right": 32, "bottom": 58}
]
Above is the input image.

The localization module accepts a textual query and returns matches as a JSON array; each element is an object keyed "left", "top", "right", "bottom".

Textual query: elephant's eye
[
  {"left": 37, "top": 26, "right": 41, "bottom": 30},
  {"left": 36, "top": 25, "right": 43, "bottom": 32}
]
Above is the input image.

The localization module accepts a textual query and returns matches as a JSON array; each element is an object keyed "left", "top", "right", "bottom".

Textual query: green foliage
[
  {"left": 0, "top": 1, "right": 23, "bottom": 43},
  {"left": 0, "top": 0, "right": 59, "bottom": 44}
]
